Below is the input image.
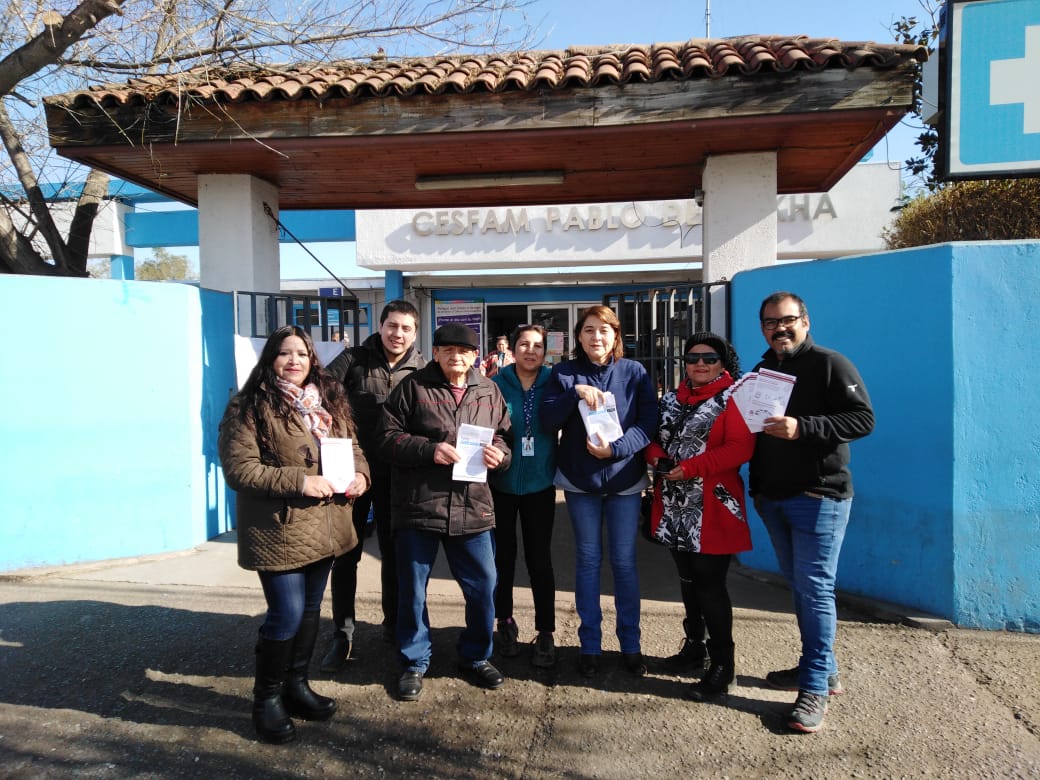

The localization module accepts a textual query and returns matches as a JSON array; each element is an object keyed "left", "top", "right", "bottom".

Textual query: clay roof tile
[{"left": 44, "top": 37, "right": 928, "bottom": 109}]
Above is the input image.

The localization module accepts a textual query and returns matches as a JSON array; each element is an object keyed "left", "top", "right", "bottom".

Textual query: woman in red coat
[{"left": 645, "top": 332, "right": 754, "bottom": 699}]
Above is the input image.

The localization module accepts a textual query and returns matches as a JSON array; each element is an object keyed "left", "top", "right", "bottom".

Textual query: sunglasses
[{"left": 684, "top": 353, "right": 721, "bottom": 365}]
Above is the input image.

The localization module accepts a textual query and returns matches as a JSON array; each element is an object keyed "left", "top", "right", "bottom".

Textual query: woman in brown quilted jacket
[{"left": 219, "top": 325, "right": 370, "bottom": 744}]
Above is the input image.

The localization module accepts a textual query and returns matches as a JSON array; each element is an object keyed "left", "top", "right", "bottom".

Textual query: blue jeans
[
  {"left": 395, "top": 528, "right": 497, "bottom": 673},
  {"left": 564, "top": 491, "right": 642, "bottom": 655},
  {"left": 756, "top": 494, "right": 851, "bottom": 696},
  {"left": 257, "top": 557, "right": 334, "bottom": 641}
]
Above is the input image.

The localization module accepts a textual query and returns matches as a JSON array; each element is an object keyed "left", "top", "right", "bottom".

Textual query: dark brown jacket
[
  {"left": 325, "top": 332, "right": 425, "bottom": 454},
  {"left": 376, "top": 362, "right": 511, "bottom": 535},
  {"left": 218, "top": 398, "right": 370, "bottom": 571}
]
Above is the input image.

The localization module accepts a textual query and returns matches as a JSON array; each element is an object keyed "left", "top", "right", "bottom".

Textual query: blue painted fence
[
  {"left": 0, "top": 277, "right": 237, "bottom": 568},
  {"left": 731, "top": 241, "right": 1040, "bottom": 632},
  {"left": 1, "top": 241, "right": 1037, "bottom": 631}
]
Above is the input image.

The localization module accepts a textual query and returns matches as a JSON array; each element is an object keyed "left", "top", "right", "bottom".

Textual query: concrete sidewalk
[{"left": 1, "top": 502, "right": 1038, "bottom": 778}]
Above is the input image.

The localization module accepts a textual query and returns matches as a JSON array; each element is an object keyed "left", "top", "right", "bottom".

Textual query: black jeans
[
  {"left": 669, "top": 549, "right": 733, "bottom": 648},
  {"left": 327, "top": 462, "right": 396, "bottom": 636},
  {"left": 491, "top": 487, "right": 557, "bottom": 633}
]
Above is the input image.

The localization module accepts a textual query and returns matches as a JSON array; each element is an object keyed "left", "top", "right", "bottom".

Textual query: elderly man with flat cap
[{"left": 376, "top": 322, "right": 512, "bottom": 701}]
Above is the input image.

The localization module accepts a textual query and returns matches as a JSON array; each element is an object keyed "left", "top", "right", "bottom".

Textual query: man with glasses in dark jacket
[{"left": 750, "top": 291, "right": 874, "bottom": 734}]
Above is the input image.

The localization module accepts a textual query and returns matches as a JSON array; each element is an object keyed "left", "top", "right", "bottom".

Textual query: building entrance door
[{"left": 528, "top": 302, "right": 597, "bottom": 367}]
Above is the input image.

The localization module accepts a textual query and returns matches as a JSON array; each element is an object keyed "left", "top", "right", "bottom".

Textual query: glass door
[{"left": 528, "top": 303, "right": 598, "bottom": 366}]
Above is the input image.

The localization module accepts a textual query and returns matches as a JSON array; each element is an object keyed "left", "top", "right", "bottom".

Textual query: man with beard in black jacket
[
  {"left": 319, "top": 300, "right": 425, "bottom": 671},
  {"left": 750, "top": 291, "right": 874, "bottom": 734}
]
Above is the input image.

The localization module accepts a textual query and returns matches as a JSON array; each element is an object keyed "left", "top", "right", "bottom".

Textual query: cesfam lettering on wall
[
  {"left": 356, "top": 164, "right": 900, "bottom": 269},
  {"left": 411, "top": 197, "right": 837, "bottom": 237}
]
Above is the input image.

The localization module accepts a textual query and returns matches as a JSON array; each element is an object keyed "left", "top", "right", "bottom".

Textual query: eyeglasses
[
  {"left": 684, "top": 353, "right": 721, "bottom": 365},
  {"left": 761, "top": 315, "right": 803, "bottom": 330}
]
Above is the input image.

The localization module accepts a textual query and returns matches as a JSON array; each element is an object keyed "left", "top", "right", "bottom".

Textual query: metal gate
[
  {"left": 233, "top": 290, "right": 364, "bottom": 346},
  {"left": 603, "top": 282, "right": 730, "bottom": 395}
]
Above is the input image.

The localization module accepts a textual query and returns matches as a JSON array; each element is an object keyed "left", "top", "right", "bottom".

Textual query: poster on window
[{"left": 434, "top": 300, "right": 484, "bottom": 358}]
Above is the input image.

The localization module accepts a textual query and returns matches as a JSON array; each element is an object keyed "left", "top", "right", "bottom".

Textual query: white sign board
[{"left": 356, "top": 164, "right": 900, "bottom": 271}]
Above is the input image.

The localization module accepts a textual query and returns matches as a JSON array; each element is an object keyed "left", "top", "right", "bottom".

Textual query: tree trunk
[
  {"left": 0, "top": 207, "right": 61, "bottom": 275},
  {"left": 66, "top": 169, "right": 109, "bottom": 277}
]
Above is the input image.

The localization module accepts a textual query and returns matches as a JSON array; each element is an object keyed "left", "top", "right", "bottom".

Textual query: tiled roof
[{"left": 49, "top": 36, "right": 927, "bottom": 108}]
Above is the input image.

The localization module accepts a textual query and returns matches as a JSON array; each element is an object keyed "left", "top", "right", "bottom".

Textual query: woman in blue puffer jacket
[{"left": 541, "top": 305, "right": 657, "bottom": 680}]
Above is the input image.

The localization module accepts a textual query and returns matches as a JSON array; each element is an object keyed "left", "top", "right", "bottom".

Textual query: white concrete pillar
[
  {"left": 198, "top": 174, "right": 280, "bottom": 293},
  {"left": 702, "top": 152, "right": 778, "bottom": 335}
]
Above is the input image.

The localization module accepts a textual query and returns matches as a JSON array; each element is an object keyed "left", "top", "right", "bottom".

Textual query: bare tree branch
[
  {"left": 0, "top": 0, "right": 536, "bottom": 277},
  {"left": 0, "top": 204, "right": 59, "bottom": 274},
  {"left": 0, "top": 0, "right": 126, "bottom": 96},
  {"left": 0, "top": 98, "right": 68, "bottom": 268}
]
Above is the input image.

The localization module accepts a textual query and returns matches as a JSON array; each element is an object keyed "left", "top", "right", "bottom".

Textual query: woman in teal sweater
[{"left": 490, "top": 324, "right": 559, "bottom": 667}]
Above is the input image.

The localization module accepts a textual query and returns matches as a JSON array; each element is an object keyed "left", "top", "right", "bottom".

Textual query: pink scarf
[{"left": 276, "top": 379, "right": 333, "bottom": 439}]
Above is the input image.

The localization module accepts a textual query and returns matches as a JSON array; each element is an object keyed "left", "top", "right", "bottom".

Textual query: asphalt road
[{"left": 1, "top": 504, "right": 1038, "bottom": 778}]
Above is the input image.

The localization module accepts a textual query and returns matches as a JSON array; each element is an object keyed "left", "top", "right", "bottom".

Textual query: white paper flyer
[
  {"left": 579, "top": 392, "right": 624, "bottom": 446},
  {"left": 729, "top": 369, "right": 796, "bottom": 433},
  {"left": 319, "top": 437, "right": 356, "bottom": 493},
  {"left": 452, "top": 423, "right": 495, "bottom": 483}
]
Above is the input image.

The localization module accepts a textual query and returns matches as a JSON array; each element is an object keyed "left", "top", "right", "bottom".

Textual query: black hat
[
  {"left": 433, "top": 323, "right": 479, "bottom": 350},
  {"left": 685, "top": 331, "right": 729, "bottom": 357},
  {"left": 684, "top": 331, "right": 742, "bottom": 379}
]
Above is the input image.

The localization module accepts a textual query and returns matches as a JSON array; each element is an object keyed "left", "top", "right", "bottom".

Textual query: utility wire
[{"left": 262, "top": 202, "right": 359, "bottom": 299}]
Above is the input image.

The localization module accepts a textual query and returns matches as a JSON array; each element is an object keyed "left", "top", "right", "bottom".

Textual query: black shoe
[
  {"left": 663, "top": 637, "right": 710, "bottom": 674},
  {"left": 496, "top": 618, "right": 522, "bottom": 658},
  {"left": 578, "top": 653, "right": 600, "bottom": 678},
  {"left": 319, "top": 631, "right": 353, "bottom": 673},
  {"left": 688, "top": 662, "right": 735, "bottom": 700},
  {"left": 397, "top": 671, "right": 423, "bottom": 701},
  {"left": 766, "top": 666, "right": 844, "bottom": 695},
  {"left": 530, "top": 632, "right": 557, "bottom": 668},
  {"left": 459, "top": 660, "right": 504, "bottom": 690},
  {"left": 622, "top": 652, "right": 647, "bottom": 677}
]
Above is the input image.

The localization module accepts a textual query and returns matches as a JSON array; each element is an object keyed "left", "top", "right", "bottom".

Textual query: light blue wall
[
  {"left": 3, "top": 243, "right": 1037, "bottom": 630},
  {"left": 731, "top": 242, "right": 1040, "bottom": 630},
  {"left": 0, "top": 276, "right": 237, "bottom": 570},
  {"left": 950, "top": 243, "right": 1040, "bottom": 631}
]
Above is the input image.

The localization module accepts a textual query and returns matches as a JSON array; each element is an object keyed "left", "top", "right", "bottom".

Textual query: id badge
[{"left": 522, "top": 436, "right": 535, "bottom": 456}]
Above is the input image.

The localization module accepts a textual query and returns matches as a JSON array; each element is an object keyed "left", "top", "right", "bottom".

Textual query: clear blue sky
[
  {"left": 533, "top": 0, "right": 930, "bottom": 47},
  {"left": 260, "top": 0, "right": 940, "bottom": 279},
  {"left": 531, "top": 0, "right": 934, "bottom": 166}
]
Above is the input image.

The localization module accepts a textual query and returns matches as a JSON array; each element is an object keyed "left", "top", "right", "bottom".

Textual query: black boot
[
  {"left": 319, "top": 629, "right": 353, "bottom": 673},
  {"left": 253, "top": 635, "right": 296, "bottom": 744},
  {"left": 283, "top": 611, "right": 337, "bottom": 721},
  {"left": 664, "top": 617, "right": 709, "bottom": 674},
  {"left": 688, "top": 640, "right": 735, "bottom": 700}
]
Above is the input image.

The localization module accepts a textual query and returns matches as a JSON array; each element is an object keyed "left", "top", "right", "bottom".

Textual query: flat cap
[{"left": 433, "top": 323, "right": 479, "bottom": 350}]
